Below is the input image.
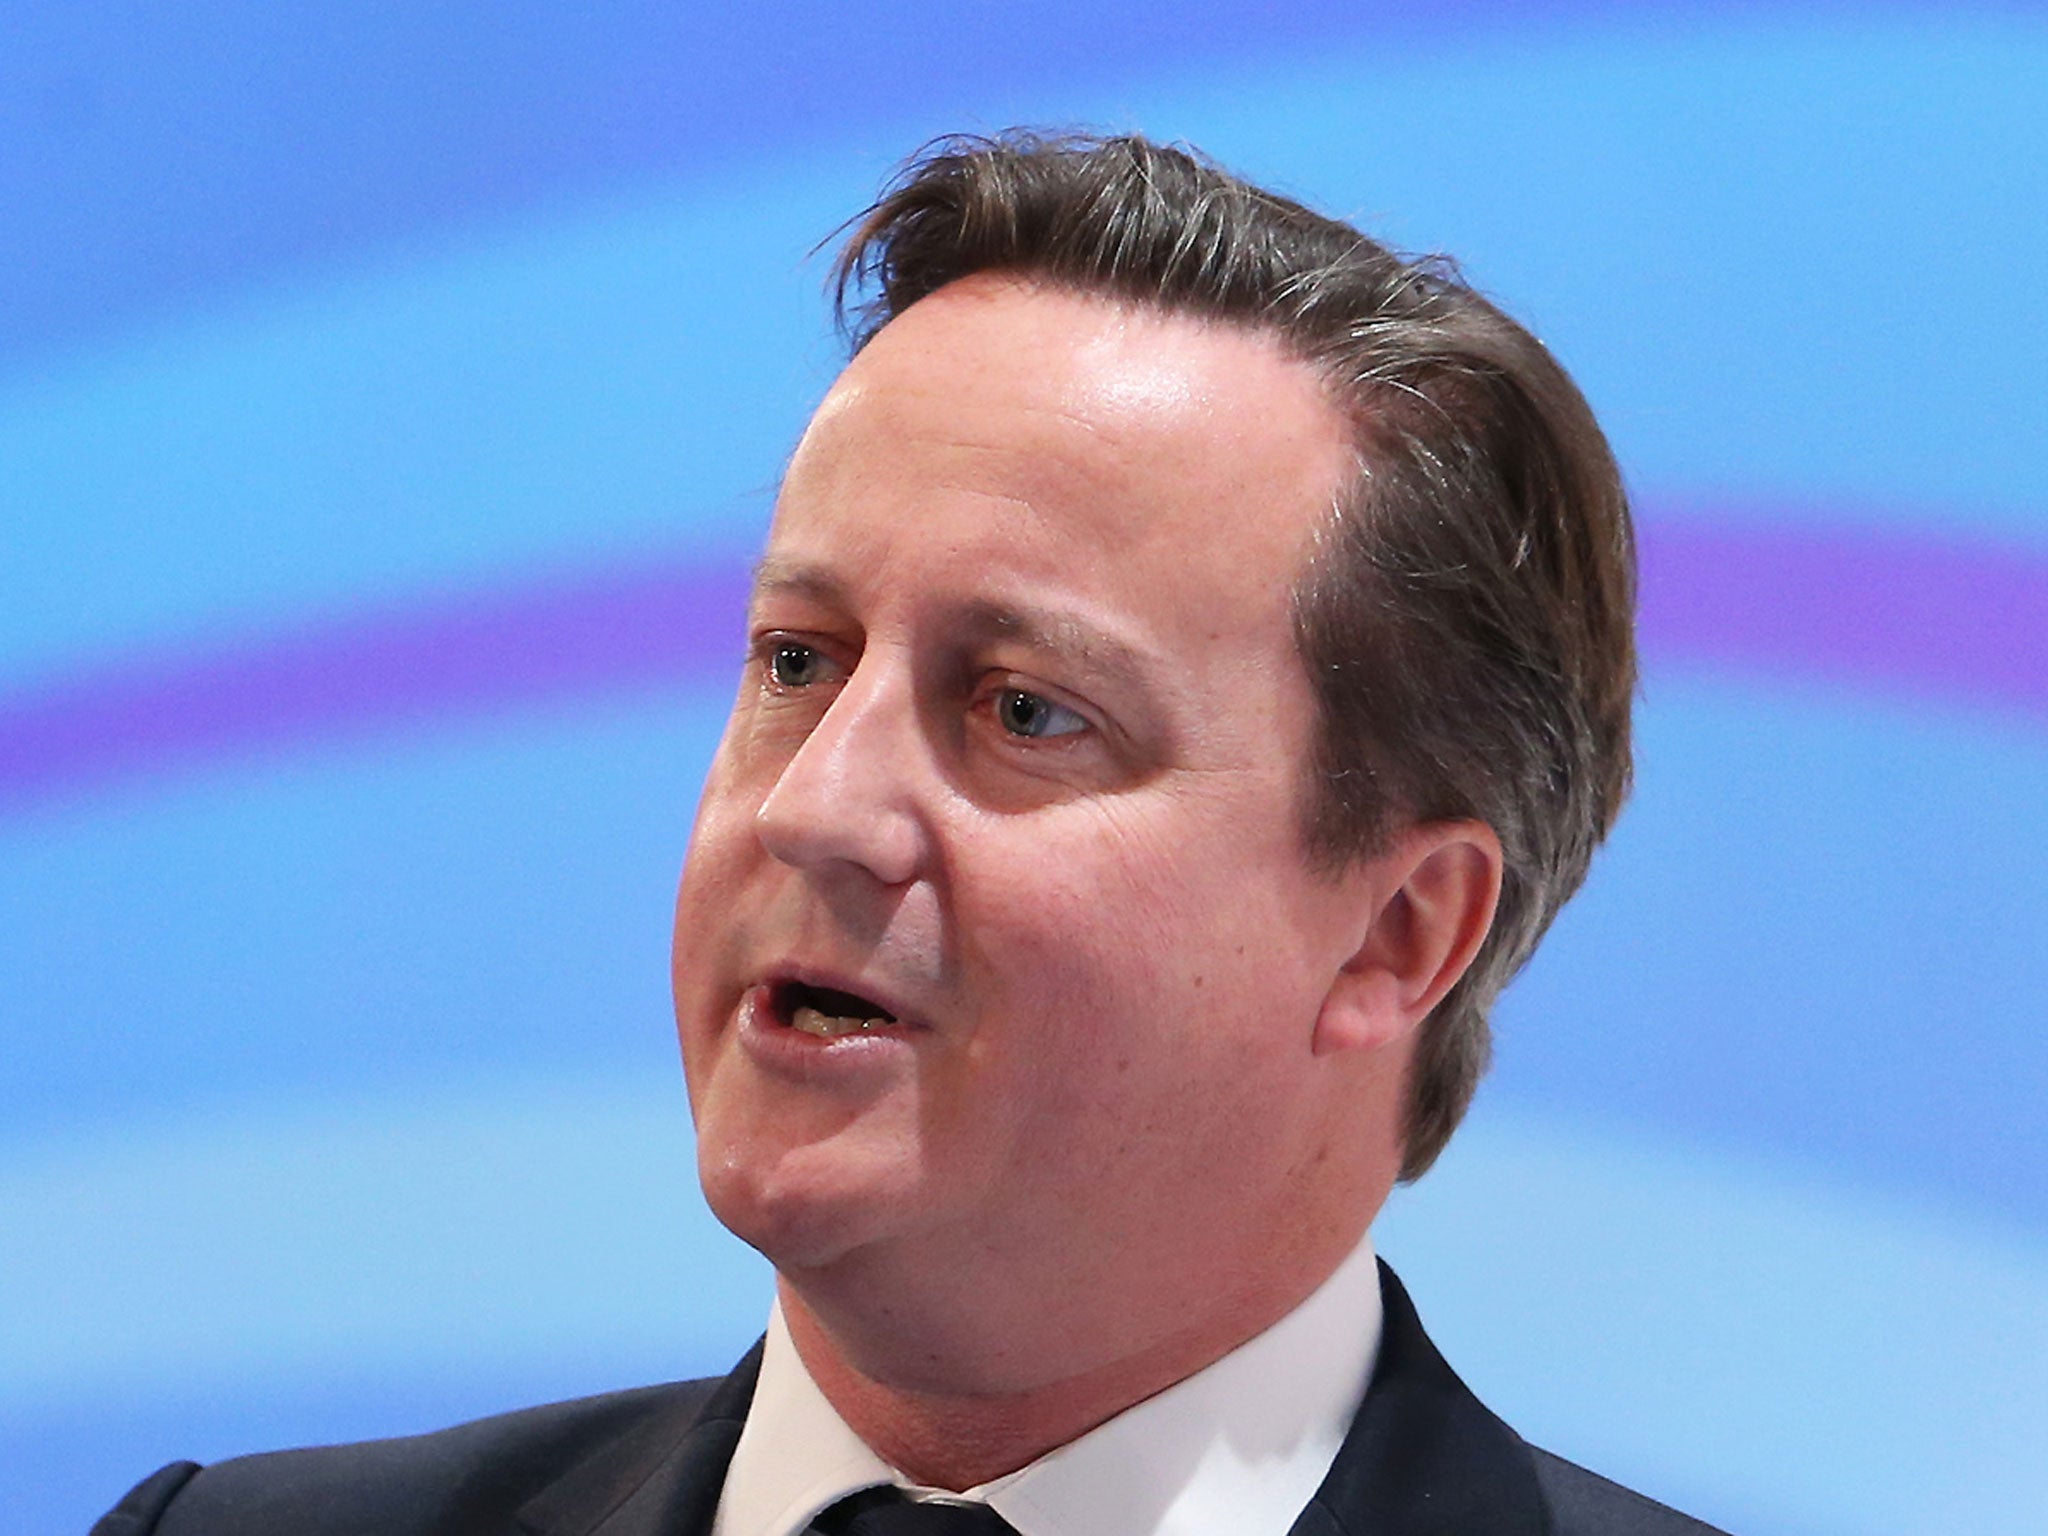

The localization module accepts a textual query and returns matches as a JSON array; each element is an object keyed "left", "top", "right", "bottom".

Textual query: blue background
[{"left": 4, "top": 5, "right": 2045, "bottom": 1532}]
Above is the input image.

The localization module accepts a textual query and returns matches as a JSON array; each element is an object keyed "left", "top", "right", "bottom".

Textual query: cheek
[
  {"left": 672, "top": 748, "right": 766, "bottom": 1053},
  {"left": 675, "top": 736, "right": 766, "bottom": 924},
  {"left": 931, "top": 793, "right": 1341, "bottom": 1245},
  {"left": 955, "top": 806, "right": 1289, "bottom": 1088}
]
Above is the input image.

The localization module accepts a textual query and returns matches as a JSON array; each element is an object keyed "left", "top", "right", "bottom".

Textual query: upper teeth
[{"left": 790, "top": 1004, "right": 886, "bottom": 1038}]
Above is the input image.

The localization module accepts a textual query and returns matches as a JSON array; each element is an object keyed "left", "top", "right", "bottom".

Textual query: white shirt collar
[{"left": 710, "top": 1231, "right": 1382, "bottom": 1536}]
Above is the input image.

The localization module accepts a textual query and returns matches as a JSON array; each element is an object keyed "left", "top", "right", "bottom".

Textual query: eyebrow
[
  {"left": 749, "top": 555, "right": 845, "bottom": 608},
  {"left": 952, "top": 600, "right": 1156, "bottom": 687},
  {"left": 749, "top": 558, "right": 1163, "bottom": 699}
]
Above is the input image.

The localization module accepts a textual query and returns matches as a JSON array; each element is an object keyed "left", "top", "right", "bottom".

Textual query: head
[
  {"left": 671, "top": 133, "right": 1631, "bottom": 1401},
  {"left": 824, "top": 132, "right": 1636, "bottom": 1179}
]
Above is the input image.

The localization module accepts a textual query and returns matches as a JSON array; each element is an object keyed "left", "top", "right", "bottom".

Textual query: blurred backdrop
[{"left": 3, "top": 4, "right": 2046, "bottom": 1532}]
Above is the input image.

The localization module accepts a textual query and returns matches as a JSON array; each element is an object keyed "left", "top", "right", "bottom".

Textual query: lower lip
[{"left": 735, "top": 985, "right": 919, "bottom": 1078}]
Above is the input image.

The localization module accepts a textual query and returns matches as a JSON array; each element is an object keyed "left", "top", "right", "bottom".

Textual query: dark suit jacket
[{"left": 93, "top": 1265, "right": 1727, "bottom": 1535}]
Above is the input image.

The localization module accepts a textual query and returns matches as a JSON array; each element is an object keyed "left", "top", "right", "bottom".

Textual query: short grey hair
[{"left": 832, "top": 131, "right": 1635, "bottom": 1178}]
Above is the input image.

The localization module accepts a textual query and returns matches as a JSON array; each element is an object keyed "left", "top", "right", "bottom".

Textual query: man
[{"left": 96, "top": 133, "right": 1724, "bottom": 1535}]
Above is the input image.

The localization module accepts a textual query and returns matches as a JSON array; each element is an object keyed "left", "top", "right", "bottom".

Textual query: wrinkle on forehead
[
  {"left": 834, "top": 273, "right": 1313, "bottom": 425},
  {"left": 789, "top": 273, "right": 1355, "bottom": 595},
  {"left": 1063, "top": 334, "right": 1202, "bottom": 425}
]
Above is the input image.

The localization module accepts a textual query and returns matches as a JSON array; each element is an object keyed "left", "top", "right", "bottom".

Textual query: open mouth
[{"left": 769, "top": 979, "right": 901, "bottom": 1039}]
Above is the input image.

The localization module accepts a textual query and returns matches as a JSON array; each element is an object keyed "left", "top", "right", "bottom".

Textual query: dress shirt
[{"left": 710, "top": 1231, "right": 1383, "bottom": 1536}]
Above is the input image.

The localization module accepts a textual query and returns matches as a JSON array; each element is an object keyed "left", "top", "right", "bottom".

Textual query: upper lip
[{"left": 760, "top": 960, "right": 924, "bottom": 1031}]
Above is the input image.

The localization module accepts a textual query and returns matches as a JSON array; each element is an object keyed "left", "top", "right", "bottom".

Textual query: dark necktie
[{"left": 809, "top": 1485, "right": 1021, "bottom": 1535}]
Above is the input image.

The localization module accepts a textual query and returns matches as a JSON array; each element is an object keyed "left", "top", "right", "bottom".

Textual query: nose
[{"left": 753, "top": 655, "right": 933, "bottom": 886}]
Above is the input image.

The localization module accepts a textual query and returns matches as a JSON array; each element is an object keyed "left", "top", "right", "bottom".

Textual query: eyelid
[
  {"left": 750, "top": 630, "right": 851, "bottom": 687},
  {"left": 1005, "top": 688, "right": 1088, "bottom": 737},
  {"left": 981, "top": 673, "right": 1101, "bottom": 741}
]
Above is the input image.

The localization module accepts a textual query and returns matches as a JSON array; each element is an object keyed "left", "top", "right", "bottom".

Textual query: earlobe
[{"left": 1310, "top": 821, "right": 1503, "bottom": 1058}]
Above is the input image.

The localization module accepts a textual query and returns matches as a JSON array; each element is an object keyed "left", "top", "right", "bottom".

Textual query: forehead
[{"left": 771, "top": 276, "right": 1355, "bottom": 626}]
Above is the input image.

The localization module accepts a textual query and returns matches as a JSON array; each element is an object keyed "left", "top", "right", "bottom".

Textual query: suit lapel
[
  {"left": 1290, "top": 1262, "right": 1551, "bottom": 1536},
  {"left": 512, "top": 1264, "right": 1547, "bottom": 1536},
  {"left": 518, "top": 1342, "right": 764, "bottom": 1536}
]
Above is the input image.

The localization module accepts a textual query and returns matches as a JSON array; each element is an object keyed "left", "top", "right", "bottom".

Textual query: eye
[
  {"left": 766, "top": 641, "right": 829, "bottom": 688},
  {"left": 994, "top": 687, "right": 1088, "bottom": 739}
]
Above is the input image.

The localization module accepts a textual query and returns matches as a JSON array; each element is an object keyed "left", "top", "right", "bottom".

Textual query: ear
[{"left": 1311, "top": 819, "right": 1503, "bottom": 1057}]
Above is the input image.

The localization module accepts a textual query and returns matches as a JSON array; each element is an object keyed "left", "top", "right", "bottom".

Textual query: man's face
[{"left": 673, "top": 275, "right": 1389, "bottom": 1384}]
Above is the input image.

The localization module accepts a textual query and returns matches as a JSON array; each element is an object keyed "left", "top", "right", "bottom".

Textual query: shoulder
[
  {"left": 1529, "top": 1446, "right": 1732, "bottom": 1536},
  {"left": 1340, "top": 1263, "right": 1733, "bottom": 1536},
  {"left": 92, "top": 1377, "right": 728, "bottom": 1536}
]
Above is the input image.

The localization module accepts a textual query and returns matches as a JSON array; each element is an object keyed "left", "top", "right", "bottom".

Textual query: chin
[{"left": 696, "top": 1130, "right": 920, "bottom": 1274}]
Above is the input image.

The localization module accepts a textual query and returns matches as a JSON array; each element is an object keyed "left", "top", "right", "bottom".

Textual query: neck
[{"left": 775, "top": 1217, "right": 1373, "bottom": 1490}]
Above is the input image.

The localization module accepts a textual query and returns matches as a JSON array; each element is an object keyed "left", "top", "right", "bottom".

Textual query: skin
[{"left": 672, "top": 274, "right": 1501, "bottom": 1488}]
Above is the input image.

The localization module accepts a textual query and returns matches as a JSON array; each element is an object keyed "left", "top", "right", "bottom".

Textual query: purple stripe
[
  {"left": 1637, "top": 519, "right": 2048, "bottom": 713},
  {"left": 2, "top": 517, "right": 2045, "bottom": 819},
  {"left": 0, "top": 563, "right": 750, "bottom": 817}
]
